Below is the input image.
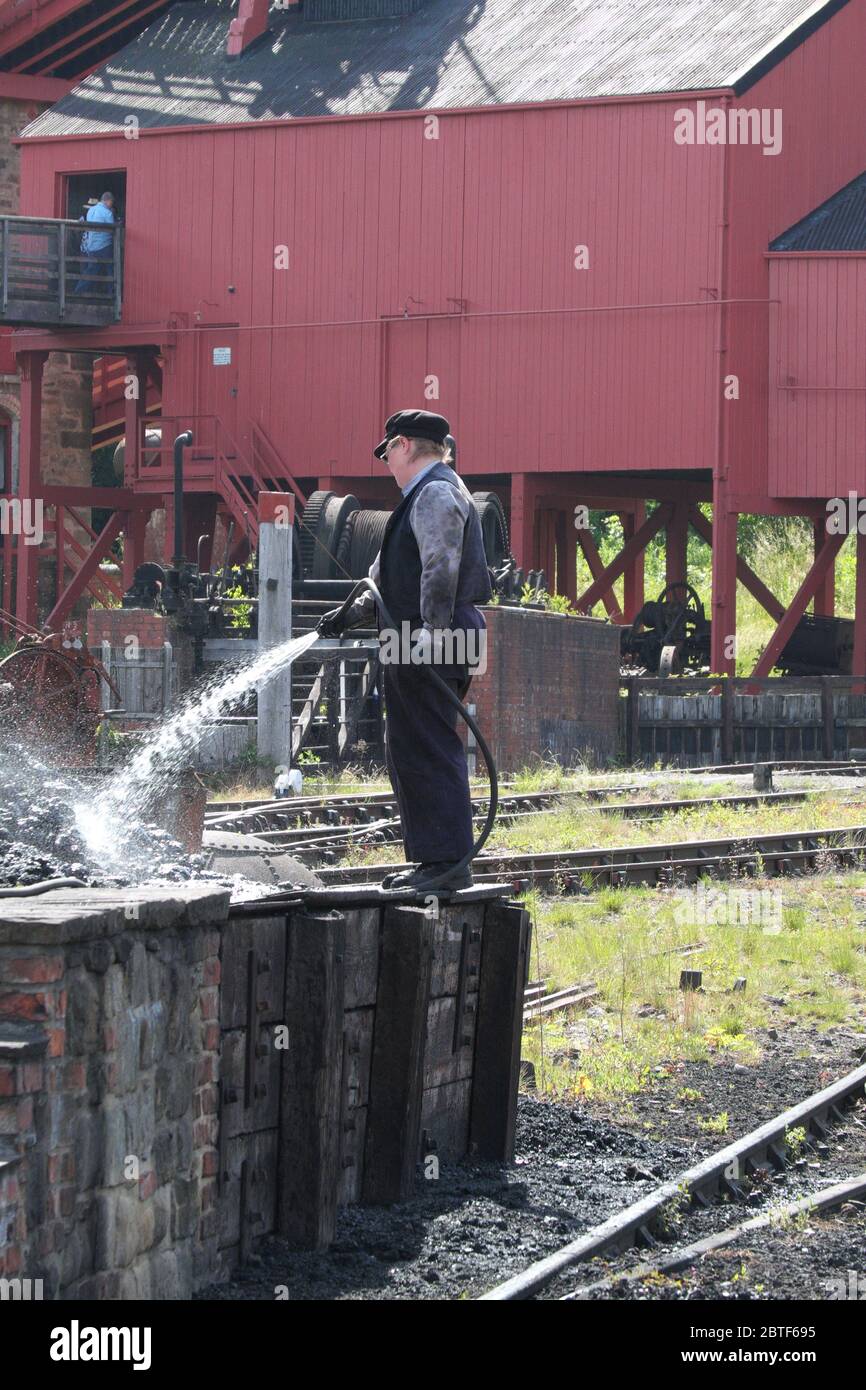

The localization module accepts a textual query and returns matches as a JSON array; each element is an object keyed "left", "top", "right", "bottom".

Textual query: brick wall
[
  {"left": 0, "top": 886, "right": 228, "bottom": 1298},
  {"left": 469, "top": 606, "right": 621, "bottom": 773},
  {"left": 87, "top": 606, "right": 196, "bottom": 694},
  {"left": 87, "top": 608, "right": 169, "bottom": 651}
]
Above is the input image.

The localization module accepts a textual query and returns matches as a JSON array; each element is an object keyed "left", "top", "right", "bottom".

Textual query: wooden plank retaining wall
[{"left": 621, "top": 676, "right": 866, "bottom": 767}]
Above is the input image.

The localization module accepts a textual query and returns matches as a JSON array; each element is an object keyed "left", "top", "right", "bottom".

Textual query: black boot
[{"left": 386, "top": 861, "right": 473, "bottom": 892}]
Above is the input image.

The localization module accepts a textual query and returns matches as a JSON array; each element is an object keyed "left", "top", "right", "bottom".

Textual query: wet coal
[{"left": 0, "top": 761, "right": 202, "bottom": 889}]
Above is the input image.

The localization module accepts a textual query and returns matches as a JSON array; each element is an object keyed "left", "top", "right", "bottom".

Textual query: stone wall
[
  {"left": 0, "top": 885, "right": 228, "bottom": 1299},
  {"left": 469, "top": 605, "right": 621, "bottom": 773},
  {"left": 0, "top": 883, "right": 528, "bottom": 1299},
  {"left": 0, "top": 96, "right": 45, "bottom": 218}
]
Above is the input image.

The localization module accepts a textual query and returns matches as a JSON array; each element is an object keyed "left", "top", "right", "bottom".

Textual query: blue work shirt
[
  {"left": 401, "top": 460, "right": 439, "bottom": 497},
  {"left": 83, "top": 203, "right": 115, "bottom": 252}
]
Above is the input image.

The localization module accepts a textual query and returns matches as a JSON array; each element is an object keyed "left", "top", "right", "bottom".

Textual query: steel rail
[
  {"left": 207, "top": 787, "right": 812, "bottom": 839},
  {"left": 313, "top": 822, "right": 866, "bottom": 887},
  {"left": 204, "top": 782, "right": 647, "bottom": 827},
  {"left": 250, "top": 791, "right": 815, "bottom": 861},
  {"left": 560, "top": 1173, "right": 866, "bottom": 1300},
  {"left": 477, "top": 1061, "right": 866, "bottom": 1300}
]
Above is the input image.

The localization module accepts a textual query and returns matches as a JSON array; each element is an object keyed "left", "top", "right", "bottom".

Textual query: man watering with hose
[{"left": 318, "top": 410, "right": 491, "bottom": 891}]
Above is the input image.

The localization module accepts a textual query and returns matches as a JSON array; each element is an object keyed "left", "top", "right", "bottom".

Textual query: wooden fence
[{"left": 621, "top": 676, "right": 866, "bottom": 767}]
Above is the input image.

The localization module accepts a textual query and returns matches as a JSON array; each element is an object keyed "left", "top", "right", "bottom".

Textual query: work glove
[{"left": 317, "top": 607, "right": 346, "bottom": 639}]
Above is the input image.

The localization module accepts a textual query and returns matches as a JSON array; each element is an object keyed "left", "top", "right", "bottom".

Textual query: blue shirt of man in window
[
  {"left": 75, "top": 192, "right": 116, "bottom": 296},
  {"left": 82, "top": 193, "right": 116, "bottom": 251}
]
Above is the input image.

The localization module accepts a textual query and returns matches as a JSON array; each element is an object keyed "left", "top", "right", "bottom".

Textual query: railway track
[
  {"left": 560, "top": 1174, "right": 866, "bottom": 1300},
  {"left": 255, "top": 791, "right": 817, "bottom": 860},
  {"left": 206, "top": 761, "right": 866, "bottom": 830},
  {"left": 208, "top": 788, "right": 815, "bottom": 853},
  {"left": 204, "top": 782, "right": 646, "bottom": 831},
  {"left": 478, "top": 1061, "right": 866, "bottom": 1300},
  {"left": 311, "top": 821, "right": 866, "bottom": 889}
]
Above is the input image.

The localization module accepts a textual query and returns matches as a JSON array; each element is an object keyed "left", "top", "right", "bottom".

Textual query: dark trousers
[
  {"left": 74, "top": 244, "right": 113, "bottom": 296},
  {"left": 383, "top": 661, "right": 474, "bottom": 864}
]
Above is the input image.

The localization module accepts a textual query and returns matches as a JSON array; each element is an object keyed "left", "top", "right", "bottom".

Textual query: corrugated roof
[
  {"left": 770, "top": 170, "right": 866, "bottom": 251},
  {"left": 21, "top": 0, "right": 848, "bottom": 137}
]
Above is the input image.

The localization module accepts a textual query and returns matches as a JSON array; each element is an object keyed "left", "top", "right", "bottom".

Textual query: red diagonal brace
[
  {"left": 576, "top": 527, "right": 622, "bottom": 621},
  {"left": 688, "top": 505, "right": 785, "bottom": 621},
  {"left": 751, "top": 531, "right": 847, "bottom": 678},
  {"left": 576, "top": 504, "right": 671, "bottom": 615},
  {"left": 44, "top": 511, "right": 124, "bottom": 631}
]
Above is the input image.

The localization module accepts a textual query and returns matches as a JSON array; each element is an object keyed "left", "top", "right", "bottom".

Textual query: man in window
[{"left": 74, "top": 192, "right": 116, "bottom": 297}]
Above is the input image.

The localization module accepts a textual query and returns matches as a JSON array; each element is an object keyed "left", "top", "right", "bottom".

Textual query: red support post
[
  {"left": 710, "top": 494, "right": 738, "bottom": 676},
  {"left": 55, "top": 504, "right": 65, "bottom": 607},
  {"left": 665, "top": 501, "right": 689, "bottom": 590},
  {"left": 537, "top": 509, "right": 557, "bottom": 588},
  {"left": 813, "top": 517, "right": 836, "bottom": 617},
  {"left": 123, "top": 508, "right": 148, "bottom": 590},
  {"left": 555, "top": 508, "right": 578, "bottom": 605},
  {"left": 690, "top": 504, "right": 785, "bottom": 622},
  {"left": 509, "top": 473, "right": 537, "bottom": 570},
  {"left": 621, "top": 504, "right": 645, "bottom": 622},
  {"left": 123, "top": 352, "right": 146, "bottom": 487},
  {"left": 853, "top": 530, "right": 866, "bottom": 683},
  {"left": 15, "top": 350, "right": 48, "bottom": 630}
]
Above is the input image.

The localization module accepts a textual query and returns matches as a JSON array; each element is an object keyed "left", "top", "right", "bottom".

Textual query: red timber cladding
[
  {"left": 18, "top": 97, "right": 721, "bottom": 483},
  {"left": 768, "top": 254, "right": 866, "bottom": 499},
  {"left": 723, "top": 0, "right": 866, "bottom": 501}
]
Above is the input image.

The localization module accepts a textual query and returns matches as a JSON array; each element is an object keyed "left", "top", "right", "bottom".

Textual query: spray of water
[{"left": 74, "top": 629, "right": 320, "bottom": 875}]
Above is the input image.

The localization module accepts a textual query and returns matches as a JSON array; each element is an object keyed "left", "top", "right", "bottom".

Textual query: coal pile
[{"left": 0, "top": 765, "right": 205, "bottom": 890}]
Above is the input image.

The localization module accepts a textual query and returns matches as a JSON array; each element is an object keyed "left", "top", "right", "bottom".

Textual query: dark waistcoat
[{"left": 378, "top": 463, "right": 492, "bottom": 628}]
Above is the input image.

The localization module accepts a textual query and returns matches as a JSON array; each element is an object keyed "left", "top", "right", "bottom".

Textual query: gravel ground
[{"left": 199, "top": 1023, "right": 866, "bottom": 1302}]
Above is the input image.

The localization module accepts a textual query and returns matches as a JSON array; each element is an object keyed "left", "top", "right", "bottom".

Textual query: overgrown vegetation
[
  {"left": 576, "top": 508, "right": 856, "bottom": 676},
  {"left": 520, "top": 870, "right": 866, "bottom": 1104}
]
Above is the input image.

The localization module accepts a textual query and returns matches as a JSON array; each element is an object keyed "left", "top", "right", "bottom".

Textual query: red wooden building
[{"left": 4, "top": 0, "right": 866, "bottom": 674}]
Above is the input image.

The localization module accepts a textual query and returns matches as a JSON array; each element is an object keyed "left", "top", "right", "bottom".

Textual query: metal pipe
[
  {"left": 0, "top": 877, "right": 86, "bottom": 898},
  {"left": 172, "top": 430, "right": 193, "bottom": 567}
]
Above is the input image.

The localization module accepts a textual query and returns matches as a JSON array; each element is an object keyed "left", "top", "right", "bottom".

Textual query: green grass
[{"left": 521, "top": 871, "right": 866, "bottom": 1102}]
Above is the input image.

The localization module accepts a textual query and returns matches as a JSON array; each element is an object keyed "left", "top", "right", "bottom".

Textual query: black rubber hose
[
  {"left": 324, "top": 578, "right": 498, "bottom": 892},
  {"left": 0, "top": 876, "right": 87, "bottom": 899}
]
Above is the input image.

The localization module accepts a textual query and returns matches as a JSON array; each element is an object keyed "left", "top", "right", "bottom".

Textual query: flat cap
[{"left": 374, "top": 409, "right": 450, "bottom": 460}]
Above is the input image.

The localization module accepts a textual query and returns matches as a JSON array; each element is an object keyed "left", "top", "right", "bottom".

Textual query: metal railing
[{"left": 0, "top": 215, "right": 123, "bottom": 325}]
